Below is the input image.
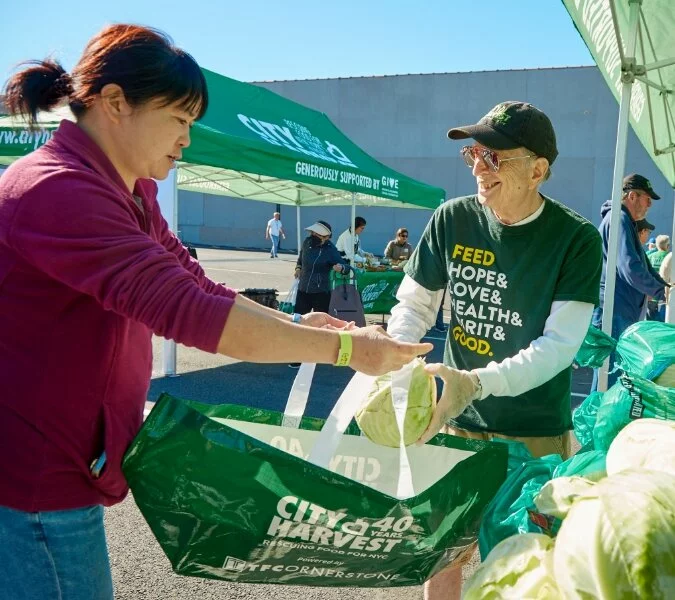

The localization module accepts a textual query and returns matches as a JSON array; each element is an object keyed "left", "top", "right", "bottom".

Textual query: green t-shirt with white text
[{"left": 405, "top": 195, "right": 602, "bottom": 437}]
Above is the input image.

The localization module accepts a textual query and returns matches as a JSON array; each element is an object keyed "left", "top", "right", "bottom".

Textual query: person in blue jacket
[
  {"left": 592, "top": 173, "right": 669, "bottom": 389},
  {"left": 294, "top": 220, "right": 350, "bottom": 314}
]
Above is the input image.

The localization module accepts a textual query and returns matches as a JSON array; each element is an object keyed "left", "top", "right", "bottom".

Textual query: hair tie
[{"left": 53, "top": 72, "right": 74, "bottom": 98}]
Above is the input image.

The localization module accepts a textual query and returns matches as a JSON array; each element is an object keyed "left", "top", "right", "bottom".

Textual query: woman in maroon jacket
[{"left": 0, "top": 25, "right": 431, "bottom": 598}]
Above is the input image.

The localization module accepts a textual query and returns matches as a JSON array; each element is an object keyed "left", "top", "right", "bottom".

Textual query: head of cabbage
[
  {"left": 355, "top": 358, "right": 436, "bottom": 447},
  {"left": 462, "top": 533, "right": 562, "bottom": 599},
  {"left": 554, "top": 468, "right": 675, "bottom": 600}
]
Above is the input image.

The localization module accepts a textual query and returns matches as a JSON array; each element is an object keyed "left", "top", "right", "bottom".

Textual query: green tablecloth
[{"left": 355, "top": 269, "right": 405, "bottom": 314}]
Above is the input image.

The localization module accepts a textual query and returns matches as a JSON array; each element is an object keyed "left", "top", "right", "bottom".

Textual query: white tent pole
[
  {"left": 351, "top": 192, "right": 356, "bottom": 257},
  {"left": 667, "top": 188, "right": 675, "bottom": 323},
  {"left": 157, "top": 168, "right": 178, "bottom": 377},
  {"left": 296, "top": 189, "right": 302, "bottom": 256},
  {"left": 598, "top": 0, "right": 641, "bottom": 391}
]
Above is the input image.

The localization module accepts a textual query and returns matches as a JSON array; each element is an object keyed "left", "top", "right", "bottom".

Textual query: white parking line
[{"left": 207, "top": 267, "right": 274, "bottom": 275}]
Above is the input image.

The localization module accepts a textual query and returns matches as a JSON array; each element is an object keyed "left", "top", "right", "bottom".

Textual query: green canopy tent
[
  {"left": 0, "top": 68, "right": 445, "bottom": 374},
  {"left": 0, "top": 68, "right": 445, "bottom": 249},
  {"left": 562, "top": 0, "right": 675, "bottom": 389}
]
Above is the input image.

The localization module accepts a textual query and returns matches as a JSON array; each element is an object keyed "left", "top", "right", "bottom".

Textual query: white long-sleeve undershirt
[{"left": 387, "top": 275, "right": 593, "bottom": 399}]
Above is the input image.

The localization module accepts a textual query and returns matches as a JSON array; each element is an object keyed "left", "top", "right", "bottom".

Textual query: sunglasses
[
  {"left": 461, "top": 145, "right": 533, "bottom": 173},
  {"left": 398, "top": 233, "right": 408, "bottom": 237}
]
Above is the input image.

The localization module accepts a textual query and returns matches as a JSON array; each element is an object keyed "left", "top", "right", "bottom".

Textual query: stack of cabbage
[{"left": 462, "top": 419, "right": 675, "bottom": 599}]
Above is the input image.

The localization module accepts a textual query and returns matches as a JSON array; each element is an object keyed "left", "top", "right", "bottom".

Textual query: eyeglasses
[
  {"left": 398, "top": 233, "right": 408, "bottom": 238},
  {"left": 461, "top": 145, "right": 533, "bottom": 173}
]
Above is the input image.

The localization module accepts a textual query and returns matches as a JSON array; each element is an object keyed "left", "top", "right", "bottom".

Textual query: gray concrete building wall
[{"left": 178, "top": 66, "right": 674, "bottom": 254}]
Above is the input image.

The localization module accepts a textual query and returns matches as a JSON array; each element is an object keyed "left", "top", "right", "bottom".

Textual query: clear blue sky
[{"left": 0, "top": 0, "right": 592, "bottom": 83}]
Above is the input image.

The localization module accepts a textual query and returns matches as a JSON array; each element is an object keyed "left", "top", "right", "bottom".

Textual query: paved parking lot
[{"left": 106, "top": 248, "right": 591, "bottom": 599}]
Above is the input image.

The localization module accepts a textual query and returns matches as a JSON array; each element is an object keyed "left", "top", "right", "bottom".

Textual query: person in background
[
  {"left": 646, "top": 236, "right": 658, "bottom": 255},
  {"left": 386, "top": 101, "right": 602, "bottom": 600},
  {"left": 0, "top": 25, "right": 433, "bottom": 599},
  {"left": 336, "top": 216, "right": 372, "bottom": 263},
  {"left": 635, "top": 218, "right": 655, "bottom": 248},
  {"left": 646, "top": 233, "right": 671, "bottom": 321},
  {"left": 659, "top": 251, "right": 672, "bottom": 320},
  {"left": 290, "top": 220, "right": 352, "bottom": 368},
  {"left": 294, "top": 220, "right": 350, "bottom": 314},
  {"left": 384, "top": 227, "right": 414, "bottom": 264},
  {"left": 265, "top": 211, "right": 285, "bottom": 258},
  {"left": 648, "top": 234, "right": 671, "bottom": 271},
  {"left": 592, "top": 174, "right": 669, "bottom": 388}
]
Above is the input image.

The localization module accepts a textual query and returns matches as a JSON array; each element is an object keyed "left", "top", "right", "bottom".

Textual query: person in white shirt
[
  {"left": 336, "top": 216, "right": 372, "bottom": 263},
  {"left": 265, "top": 212, "right": 285, "bottom": 258}
]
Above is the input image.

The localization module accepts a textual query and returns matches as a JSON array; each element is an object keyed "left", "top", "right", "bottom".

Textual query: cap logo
[{"left": 486, "top": 104, "right": 511, "bottom": 126}]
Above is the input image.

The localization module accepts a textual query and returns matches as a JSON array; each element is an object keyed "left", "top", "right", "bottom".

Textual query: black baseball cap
[
  {"left": 448, "top": 101, "right": 558, "bottom": 165},
  {"left": 623, "top": 173, "right": 660, "bottom": 200},
  {"left": 635, "top": 218, "right": 655, "bottom": 232}
]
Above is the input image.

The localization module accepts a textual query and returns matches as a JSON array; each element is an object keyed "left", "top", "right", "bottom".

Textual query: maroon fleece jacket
[{"left": 0, "top": 120, "right": 236, "bottom": 511}]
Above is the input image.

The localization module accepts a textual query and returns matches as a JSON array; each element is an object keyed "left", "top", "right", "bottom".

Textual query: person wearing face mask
[
  {"left": 0, "top": 25, "right": 433, "bottom": 598},
  {"left": 590, "top": 174, "right": 669, "bottom": 389},
  {"left": 384, "top": 102, "right": 602, "bottom": 600},
  {"left": 294, "top": 220, "right": 350, "bottom": 314}
]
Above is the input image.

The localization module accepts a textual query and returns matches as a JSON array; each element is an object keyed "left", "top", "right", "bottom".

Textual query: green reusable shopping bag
[{"left": 123, "top": 364, "right": 508, "bottom": 588}]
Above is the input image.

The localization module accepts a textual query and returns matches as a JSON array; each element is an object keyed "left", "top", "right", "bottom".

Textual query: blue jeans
[
  {"left": 270, "top": 234, "right": 280, "bottom": 257},
  {"left": 590, "top": 308, "right": 634, "bottom": 392},
  {"left": 0, "top": 504, "right": 113, "bottom": 600}
]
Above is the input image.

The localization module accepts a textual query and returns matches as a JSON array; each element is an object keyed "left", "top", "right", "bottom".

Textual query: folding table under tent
[
  {"left": 562, "top": 0, "right": 675, "bottom": 389},
  {"left": 0, "top": 68, "right": 445, "bottom": 375}
]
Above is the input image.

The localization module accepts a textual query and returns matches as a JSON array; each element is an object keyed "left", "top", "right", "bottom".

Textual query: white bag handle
[
  {"left": 281, "top": 362, "right": 316, "bottom": 428},
  {"left": 286, "top": 362, "right": 416, "bottom": 499}
]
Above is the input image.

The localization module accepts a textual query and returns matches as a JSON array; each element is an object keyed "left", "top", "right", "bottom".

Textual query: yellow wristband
[{"left": 334, "top": 332, "right": 352, "bottom": 367}]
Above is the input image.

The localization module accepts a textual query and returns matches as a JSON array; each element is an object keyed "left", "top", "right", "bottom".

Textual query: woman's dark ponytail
[{"left": 3, "top": 59, "right": 73, "bottom": 128}]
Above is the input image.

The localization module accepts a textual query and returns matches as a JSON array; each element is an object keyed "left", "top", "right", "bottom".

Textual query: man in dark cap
[
  {"left": 635, "top": 218, "right": 655, "bottom": 248},
  {"left": 385, "top": 101, "right": 603, "bottom": 600},
  {"left": 591, "top": 173, "right": 669, "bottom": 389}
]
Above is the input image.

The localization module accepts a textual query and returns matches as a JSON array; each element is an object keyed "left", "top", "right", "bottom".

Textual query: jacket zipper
[{"left": 306, "top": 246, "right": 323, "bottom": 293}]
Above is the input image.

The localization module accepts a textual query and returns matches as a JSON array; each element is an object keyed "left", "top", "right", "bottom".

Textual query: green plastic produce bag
[
  {"left": 572, "top": 391, "right": 603, "bottom": 449},
  {"left": 593, "top": 374, "right": 675, "bottom": 451},
  {"left": 574, "top": 325, "right": 616, "bottom": 368},
  {"left": 477, "top": 454, "right": 562, "bottom": 560},
  {"left": 614, "top": 321, "right": 675, "bottom": 380},
  {"left": 123, "top": 365, "right": 507, "bottom": 587}
]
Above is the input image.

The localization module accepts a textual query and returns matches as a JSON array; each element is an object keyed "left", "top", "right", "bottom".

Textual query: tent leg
[
  {"left": 296, "top": 203, "right": 301, "bottom": 256},
  {"left": 598, "top": 0, "right": 640, "bottom": 391},
  {"left": 667, "top": 188, "right": 675, "bottom": 324},
  {"left": 157, "top": 168, "right": 179, "bottom": 377},
  {"left": 351, "top": 192, "right": 356, "bottom": 257}
]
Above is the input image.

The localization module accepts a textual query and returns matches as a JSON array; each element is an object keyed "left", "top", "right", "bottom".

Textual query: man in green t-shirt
[{"left": 387, "top": 102, "right": 602, "bottom": 600}]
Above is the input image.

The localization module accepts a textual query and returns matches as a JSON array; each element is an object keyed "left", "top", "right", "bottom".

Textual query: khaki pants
[{"left": 441, "top": 424, "right": 572, "bottom": 460}]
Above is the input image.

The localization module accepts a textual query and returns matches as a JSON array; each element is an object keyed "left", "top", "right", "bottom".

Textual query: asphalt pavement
[{"left": 105, "top": 248, "right": 592, "bottom": 599}]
